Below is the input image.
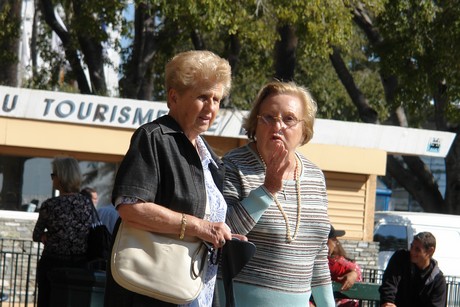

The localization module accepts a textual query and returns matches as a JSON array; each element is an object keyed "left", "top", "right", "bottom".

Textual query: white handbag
[{"left": 111, "top": 221, "right": 209, "bottom": 304}]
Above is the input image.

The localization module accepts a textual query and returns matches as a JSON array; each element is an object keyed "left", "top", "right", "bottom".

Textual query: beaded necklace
[{"left": 258, "top": 152, "right": 302, "bottom": 243}]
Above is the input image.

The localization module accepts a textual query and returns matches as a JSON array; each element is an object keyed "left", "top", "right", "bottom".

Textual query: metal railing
[
  {"left": 445, "top": 276, "right": 460, "bottom": 307},
  {"left": 361, "top": 268, "right": 460, "bottom": 307},
  {"left": 0, "top": 238, "right": 459, "bottom": 307},
  {"left": 0, "top": 239, "right": 40, "bottom": 307}
]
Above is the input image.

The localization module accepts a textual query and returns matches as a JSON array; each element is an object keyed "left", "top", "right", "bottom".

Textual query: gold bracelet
[{"left": 179, "top": 213, "right": 187, "bottom": 239}]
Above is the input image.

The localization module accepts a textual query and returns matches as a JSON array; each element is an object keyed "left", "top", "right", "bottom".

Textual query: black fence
[
  {"left": 0, "top": 238, "right": 40, "bottom": 306},
  {"left": 361, "top": 267, "right": 460, "bottom": 307},
  {"left": 0, "top": 238, "right": 459, "bottom": 307}
]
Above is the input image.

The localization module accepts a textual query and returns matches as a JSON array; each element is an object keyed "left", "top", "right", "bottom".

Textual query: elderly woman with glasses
[{"left": 220, "top": 81, "right": 335, "bottom": 306}]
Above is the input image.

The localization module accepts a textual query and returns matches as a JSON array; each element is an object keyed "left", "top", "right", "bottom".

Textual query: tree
[
  {"left": 37, "top": 0, "right": 128, "bottom": 95},
  {"left": 0, "top": 0, "right": 28, "bottom": 210},
  {"left": 333, "top": 1, "right": 460, "bottom": 213},
  {"left": 243, "top": 1, "right": 460, "bottom": 214},
  {"left": 15, "top": 0, "right": 460, "bottom": 214}
]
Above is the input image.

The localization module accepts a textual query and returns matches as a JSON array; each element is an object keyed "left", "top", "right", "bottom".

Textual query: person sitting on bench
[
  {"left": 311, "top": 226, "right": 362, "bottom": 307},
  {"left": 379, "top": 231, "right": 447, "bottom": 307}
]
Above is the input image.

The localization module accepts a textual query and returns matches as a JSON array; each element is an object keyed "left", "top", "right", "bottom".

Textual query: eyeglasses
[
  {"left": 50, "top": 173, "right": 56, "bottom": 179},
  {"left": 257, "top": 114, "right": 303, "bottom": 128}
]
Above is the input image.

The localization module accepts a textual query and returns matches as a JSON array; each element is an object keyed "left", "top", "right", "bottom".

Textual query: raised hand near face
[{"left": 260, "top": 143, "right": 291, "bottom": 195}]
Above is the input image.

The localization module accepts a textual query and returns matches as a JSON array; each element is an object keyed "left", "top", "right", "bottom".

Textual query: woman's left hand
[
  {"left": 337, "top": 270, "right": 359, "bottom": 291},
  {"left": 231, "top": 234, "right": 248, "bottom": 241}
]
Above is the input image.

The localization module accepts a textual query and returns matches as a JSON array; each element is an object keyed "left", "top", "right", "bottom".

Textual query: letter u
[{"left": 2, "top": 94, "right": 18, "bottom": 112}]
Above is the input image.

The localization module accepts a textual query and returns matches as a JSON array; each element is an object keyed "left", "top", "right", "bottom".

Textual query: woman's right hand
[
  {"left": 262, "top": 143, "right": 290, "bottom": 194},
  {"left": 201, "top": 221, "right": 233, "bottom": 249},
  {"left": 119, "top": 203, "right": 233, "bottom": 248}
]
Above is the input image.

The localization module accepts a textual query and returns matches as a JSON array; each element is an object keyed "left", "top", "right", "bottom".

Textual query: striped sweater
[{"left": 223, "top": 144, "right": 332, "bottom": 294}]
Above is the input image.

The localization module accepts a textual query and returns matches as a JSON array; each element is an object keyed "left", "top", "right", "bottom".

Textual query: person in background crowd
[
  {"left": 104, "top": 50, "right": 246, "bottom": 307},
  {"left": 97, "top": 204, "right": 119, "bottom": 234},
  {"left": 379, "top": 231, "right": 447, "bottom": 307},
  {"left": 221, "top": 81, "right": 335, "bottom": 306},
  {"left": 311, "top": 226, "right": 362, "bottom": 307},
  {"left": 81, "top": 186, "right": 98, "bottom": 206},
  {"left": 328, "top": 226, "right": 362, "bottom": 291},
  {"left": 81, "top": 187, "right": 119, "bottom": 233},
  {"left": 33, "top": 156, "right": 93, "bottom": 307}
]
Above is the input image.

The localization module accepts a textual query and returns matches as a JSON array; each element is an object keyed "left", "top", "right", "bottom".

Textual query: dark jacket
[
  {"left": 379, "top": 249, "right": 447, "bottom": 307},
  {"left": 104, "top": 115, "right": 225, "bottom": 307},
  {"left": 111, "top": 114, "right": 224, "bottom": 215}
]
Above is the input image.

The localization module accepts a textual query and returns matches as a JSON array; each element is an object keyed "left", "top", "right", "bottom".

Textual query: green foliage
[
  {"left": 3, "top": 0, "right": 456, "bottom": 212},
  {"left": 294, "top": 47, "right": 387, "bottom": 122},
  {"left": 229, "top": 48, "right": 274, "bottom": 109},
  {"left": 0, "top": 3, "right": 20, "bottom": 65},
  {"left": 375, "top": 0, "right": 460, "bottom": 126},
  {"left": 23, "top": 20, "right": 68, "bottom": 91},
  {"left": 24, "top": 0, "right": 128, "bottom": 92},
  {"left": 15, "top": 0, "right": 459, "bottom": 128},
  {"left": 142, "top": 0, "right": 361, "bottom": 110}
]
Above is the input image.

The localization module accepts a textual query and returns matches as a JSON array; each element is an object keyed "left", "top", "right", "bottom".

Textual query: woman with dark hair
[
  {"left": 379, "top": 232, "right": 447, "bottom": 307},
  {"left": 325, "top": 226, "right": 362, "bottom": 307},
  {"left": 33, "top": 156, "right": 93, "bottom": 307}
]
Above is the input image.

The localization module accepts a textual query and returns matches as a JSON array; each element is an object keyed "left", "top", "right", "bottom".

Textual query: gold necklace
[{"left": 258, "top": 152, "right": 302, "bottom": 243}]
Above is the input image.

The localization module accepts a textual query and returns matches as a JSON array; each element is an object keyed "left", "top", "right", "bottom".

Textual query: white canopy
[{"left": 0, "top": 85, "right": 455, "bottom": 158}]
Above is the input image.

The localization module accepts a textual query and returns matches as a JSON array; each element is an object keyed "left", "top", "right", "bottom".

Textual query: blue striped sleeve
[{"left": 241, "top": 186, "right": 273, "bottom": 222}]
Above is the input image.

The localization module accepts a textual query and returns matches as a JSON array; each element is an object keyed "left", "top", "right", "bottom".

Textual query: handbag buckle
[{"left": 202, "top": 241, "right": 222, "bottom": 265}]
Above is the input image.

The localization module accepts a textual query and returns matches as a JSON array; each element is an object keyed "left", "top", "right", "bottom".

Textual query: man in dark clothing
[{"left": 379, "top": 232, "right": 447, "bottom": 307}]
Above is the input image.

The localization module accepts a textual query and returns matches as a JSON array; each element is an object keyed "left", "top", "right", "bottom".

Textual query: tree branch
[
  {"left": 433, "top": 80, "right": 449, "bottom": 131},
  {"left": 274, "top": 24, "right": 297, "bottom": 81},
  {"left": 329, "top": 47, "right": 378, "bottom": 123},
  {"left": 445, "top": 129, "right": 460, "bottom": 214},
  {"left": 39, "top": 0, "right": 91, "bottom": 93},
  {"left": 72, "top": 0, "right": 107, "bottom": 95},
  {"left": 119, "top": 2, "right": 159, "bottom": 99},
  {"left": 191, "top": 29, "right": 205, "bottom": 50},
  {"left": 343, "top": 1, "right": 446, "bottom": 212}
]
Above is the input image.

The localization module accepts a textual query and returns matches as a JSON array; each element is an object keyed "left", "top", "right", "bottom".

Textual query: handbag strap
[
  {"left": 191, "top": 243, "right": 209, "bottom": 279},
  {"left": 88, "top": 198, "right": 102, "bottom": 225}
]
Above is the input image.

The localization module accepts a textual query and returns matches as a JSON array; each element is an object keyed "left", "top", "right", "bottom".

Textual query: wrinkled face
[
  {"left": 410, "top": 238, "right": 433, "bottom": 269},
  {"left": 168, "top": 82, "right": 224, "bottom": 141},
  {"left": 255, "top": 93, "right": 305, "bottom": 154}
]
